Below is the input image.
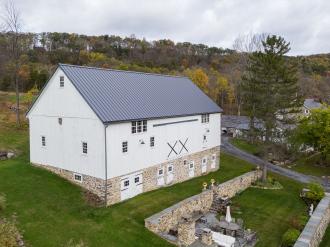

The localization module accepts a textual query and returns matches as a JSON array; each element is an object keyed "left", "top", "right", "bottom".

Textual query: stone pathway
[{"left": 221, "top": 136, "right": 330, "bottom": 192}]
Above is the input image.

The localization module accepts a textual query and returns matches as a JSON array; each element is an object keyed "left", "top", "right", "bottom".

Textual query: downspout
[{"left": 104, "top": 124, "right": 108, "bottom": 206}]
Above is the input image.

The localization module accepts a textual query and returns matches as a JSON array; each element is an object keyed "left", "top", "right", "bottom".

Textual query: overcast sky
[{"left": 7, "top": 0, "right": 330, "bottom": 55}]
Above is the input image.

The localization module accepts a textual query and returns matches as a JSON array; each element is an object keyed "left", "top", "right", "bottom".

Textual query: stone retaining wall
[
  {"left": 294, "top": 194, "right": 330, "bottom": 247},
  {"left": 145, "top": 170, "right": 262, "bottom": 234}
]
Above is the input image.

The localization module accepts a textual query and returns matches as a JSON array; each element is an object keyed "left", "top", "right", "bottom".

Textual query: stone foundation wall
[
  {"left": 214, "top": 170, "right": 262, "bottom": 198},
  {"left": 145, "top": 170, "right": 262, "bottom": 235},
  {"left": 294, "top": 194, "right": 330, "bottom": 247},
  {"left": 143, "top": 146, "right": 220, "bottom": 193},
  {"left": 32, "top": 146, "right": 220, "bottom": 206}
]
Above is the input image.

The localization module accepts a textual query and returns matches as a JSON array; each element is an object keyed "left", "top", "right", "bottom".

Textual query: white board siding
[
  {"left": 28, "top": 68, "right": 105, "bottom": 179},
  {"left": 106, "top": 113, "right": 221, "bottom": 178}
]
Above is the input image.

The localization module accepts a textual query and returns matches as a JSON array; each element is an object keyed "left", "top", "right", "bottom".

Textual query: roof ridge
[{"left": 59, "top": 63, "right": 188, "bottom": 79}]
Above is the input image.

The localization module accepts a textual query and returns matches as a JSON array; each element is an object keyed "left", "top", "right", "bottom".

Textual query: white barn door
[
  {"left": 166, "top": 164, "right": 174, "bottom": 184},
  {"left": 211, "top": 154, "right": 216, "bottom": 169},
  {"left": 157, "top": 168, "right": 165, "bottom": 186},
  {"left": 120, "top": 172, "right": 143, "bottom": 201},
  {"left": 201, "top": 157, "right": 207, "bottom": 173},
  {"left": 188, "top": 161, "right": 195, "bottom": 178}
]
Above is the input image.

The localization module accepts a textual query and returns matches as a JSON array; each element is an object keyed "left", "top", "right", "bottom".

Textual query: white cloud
[{"left": 7, "top": 0, "right": 330, "bottom": 55}]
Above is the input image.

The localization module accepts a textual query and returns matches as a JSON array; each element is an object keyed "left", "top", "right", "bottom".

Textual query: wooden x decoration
[
  {"left": 167, "top": 141, "right": 178, "bottom": 157},
  {"left": 179, "top": 138, "right": 188, "bottom": 154}
]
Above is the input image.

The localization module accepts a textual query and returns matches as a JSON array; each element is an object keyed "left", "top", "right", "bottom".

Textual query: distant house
[
  {"left": 26, "top": 64, "right": 222, "bottom": 206},
  {"left": 221, "top": 115, "right": 263, "bottom": 137},
  {"left": 302, "top": 98, "right": 322, "bottom": 116}
]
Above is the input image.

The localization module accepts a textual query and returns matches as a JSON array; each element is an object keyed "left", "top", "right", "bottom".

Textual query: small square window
[
  {"left": 82, "top": 142, "right": 88, "bottom": 154},
  {"left": 212, "top": 154, "right": 216, "bottom": 160},
  {"left": 60, "top": 76, "right": 64, "bottom": 87},
  {"left": 201, "top": 114, "right": 210, "bottom": 123},
  {"left": 41, "top": 136, "right": 46, "bottom": 146},
  {"left": 143, "top": 120, "right": 147, "bottom": 132},
  {"left": 135, "top": 177, "right": 140, "bottom": 183},
  {"left": 203, "top": 158, "right": 207, "bottom": 164},
  {"left": 58, "top": 118, "right": 62, "bottom": 125},
  {"left": 168, "top": 165, "right": 173, "bottom": 172},
  {"left": 124, "top": 180, "right": 129, "bottom": 187},
  {"left": 122, "top": 141, "right": 128, "bottom": 153},
  {"left": 158, "top": 169, "right": 163, "bottom": 176},
  {"left": 131, "top": 121, "right": 137, "bottom": 133},
  {"left": 189, "top": 162, "right": 194, "bottom": 169},
  {"left": 74, "top": 174, "right": 82, "bottom": 182},
  {"left": 150, "top": 137, "right": 155, "bottom": 147}
]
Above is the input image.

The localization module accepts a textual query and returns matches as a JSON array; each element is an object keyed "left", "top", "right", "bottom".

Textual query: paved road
[{"left": 221, "top": 136, "right": 330, "bottom": 191}]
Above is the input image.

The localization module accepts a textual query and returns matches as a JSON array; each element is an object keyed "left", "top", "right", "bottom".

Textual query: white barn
[{"left": 27, "top": 64, "right": 222, "bottom": 205}]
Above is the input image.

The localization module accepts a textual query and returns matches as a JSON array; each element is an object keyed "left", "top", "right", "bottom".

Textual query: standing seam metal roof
[{"left": 59, "top": 64, "right": 222, "bottom": 123}]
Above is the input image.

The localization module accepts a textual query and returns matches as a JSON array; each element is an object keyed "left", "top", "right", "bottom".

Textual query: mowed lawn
[{"left": 231, "top": 175, "right": 305, "bottom": 247}]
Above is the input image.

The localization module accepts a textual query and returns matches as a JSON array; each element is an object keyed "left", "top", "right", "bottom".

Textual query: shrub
[
  {"left": 289, "top": 214, "right": 308, "bottom": 231},
  {"left": 281, "top": 228, "right": 300, "bottom": 247},
  {"left": 0, "top": 194, "right": 5, "bottom": 211},
  {"left": 0, "top": 218, "right": 20, "bottom": 247},
  {"left": 306, "top": 182, "right": 325, "bottom": 202}
]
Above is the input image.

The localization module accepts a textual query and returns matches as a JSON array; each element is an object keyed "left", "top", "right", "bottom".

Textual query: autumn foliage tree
[
  {"left": 291, "top": 106, "right": 330, "bottom": 165},
  {"left": 185, "top": 68, "right": 209, "bottom": 93}
]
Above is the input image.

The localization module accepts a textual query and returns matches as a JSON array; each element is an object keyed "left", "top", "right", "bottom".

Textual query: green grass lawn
[
  {"left": 230, "top": 138, "right": 262, "bottom": 156},
  {"left": 320, "top": 225, "right": 330, "bottom": 247},
  {"left": 231, "top": 175, "right": 306, "bottom": 247},
  {"left": 287, "top": 158, "right": 330, "bottom": 177}
]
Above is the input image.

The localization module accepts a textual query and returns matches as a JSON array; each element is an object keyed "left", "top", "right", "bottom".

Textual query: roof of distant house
[
  {"left": 221, "top": 115, "right": 263, "bottom": 130},
  {"left": 30, "top": 64, "right": 222, "bottom": 123},
  {"left": 304, "top": 99, "right": 322, "bottom": 110}
]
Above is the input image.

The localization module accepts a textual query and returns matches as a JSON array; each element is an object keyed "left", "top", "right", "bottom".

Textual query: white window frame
[
  {"left": 122, "top": 141, "right": 128, "bottom": 153},
  {"left": 189, "top": 161, "right": 194, "bottom": 170},
  {"left": 73, "top": 173, "right": 83, "bottom": 183},
  {"left": 150, "top": 136, "right": 155, "bottom": 147},
  {"left": 202, "top": 157, "right": 207, "bottom": 165},
  {"left": 158, "top": 168, "right": 164, "bottom": 176},
  {"left": 82, "top": 142, "right": 88, "bottom": 155},
  {"left": 41, "top": 136, "right": 46, "bottom": 147},
  {"left": 123, "top": 179, "right": 130, "bottom": 187},
  {"left": 201, "top": 114, "right": 210, "bottom": 123},
  {"left": 60, "top": 76, "right": 64, "bottom": 88},
  {"left": 131, "top": 120, "right": 147, "bottom": 134},
  {"left": 167, "top": 164, "right": 174, "bottom": 173}
]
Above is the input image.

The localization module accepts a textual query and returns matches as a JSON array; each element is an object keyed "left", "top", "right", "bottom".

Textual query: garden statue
[
  {"left": 203, "top": 182, "right": 207, "bottom": 190},
  {"left": 309, "top": 203, "right": 314, "bottom": 216},
  {"left": 210, "top": 179, "right": 215, "bottom": 187}
]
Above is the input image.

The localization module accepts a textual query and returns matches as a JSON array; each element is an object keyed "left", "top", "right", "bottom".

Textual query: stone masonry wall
[
  {"left": 294, "top": 194, "right": 330, "bottom": 247},
  {"left": 143, "top": 146, "right": 220, "bottom": 193},
  {"left": 145, "top": 170, "right": 262, "bottom": 235},
  {"left": 214, "top": 170, "right": 262, "bottom": 198},
  {"left": 32, "top": 146, "right": 220, "bottom": 206}
]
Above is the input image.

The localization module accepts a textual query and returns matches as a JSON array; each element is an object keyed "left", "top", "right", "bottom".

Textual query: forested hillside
[{"left": 1, "top": 32, "right": 329, "bottom": 114}]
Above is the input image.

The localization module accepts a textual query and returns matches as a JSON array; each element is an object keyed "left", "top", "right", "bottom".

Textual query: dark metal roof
[
  {"left": 221, "top": 115, "right": 264, "bottom": 130},
  {"left": 59, "top": 64, "right": 222, "bottom": 123},
  {"left": 303, "top": 99, "right": 322, "bottom": 110}
]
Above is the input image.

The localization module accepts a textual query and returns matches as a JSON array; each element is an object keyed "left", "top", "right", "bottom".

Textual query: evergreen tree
[
  {"left": 242, "top": 35, "right": 302, "bottom": 181},
  {"left": 242, "top": 35, "right": 302, "bottom": 143}
]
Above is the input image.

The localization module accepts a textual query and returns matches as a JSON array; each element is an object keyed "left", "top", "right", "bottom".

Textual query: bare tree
[
  {"left": 231, "top": 33, "right": 267, "bottom": 116},
  {"left": 1, "top": 0, "right": 23, "bottom": 125}
]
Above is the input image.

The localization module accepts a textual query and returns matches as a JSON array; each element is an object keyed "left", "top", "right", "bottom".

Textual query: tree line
[{"left": 1, "top": 1, "right": 330, "bottom": 127}]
